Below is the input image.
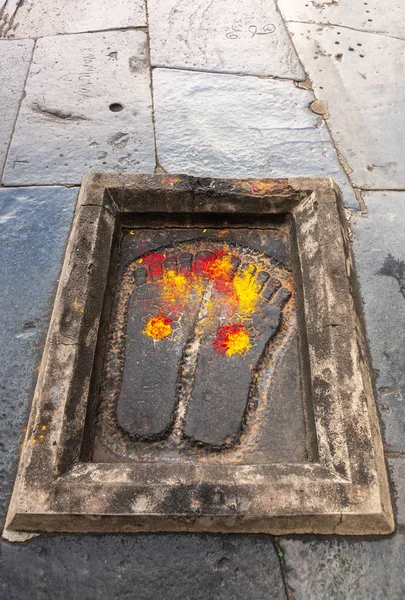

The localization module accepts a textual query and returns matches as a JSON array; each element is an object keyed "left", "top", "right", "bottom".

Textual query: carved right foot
[{"left": 183, "top": 258, "right": 293, "bottom": 448}]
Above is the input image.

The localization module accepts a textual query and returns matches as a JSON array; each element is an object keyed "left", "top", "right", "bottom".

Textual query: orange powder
[
  {"left": 194, "top": 251, "right": 238, "bottom": 297},
  {"left": 212, "top": 324, "right": 251, "bottom": 357},
  {"left": 144, "top": 315, "right": 173, "bottom": 340},
  {"left": 204, "top": 254, "right": 234, "bottom": 281}
]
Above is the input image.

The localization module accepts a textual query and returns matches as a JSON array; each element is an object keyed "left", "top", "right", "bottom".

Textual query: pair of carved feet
[{"left": 100, "top": 241, "right": 293, "bottom": 452}]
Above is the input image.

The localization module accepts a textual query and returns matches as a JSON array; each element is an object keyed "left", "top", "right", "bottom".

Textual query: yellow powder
[
  {"left": 225, "top": 329, "right": 251, "bottom": 356},
  {"left": 233, "top": 266, "right": 261, "bottom": 315},
  {"left": 193, "top": 277, "right": 205, "bottom": 301},
  {"left": 162, "top": 270, "right": 190, "bottom": 303}
]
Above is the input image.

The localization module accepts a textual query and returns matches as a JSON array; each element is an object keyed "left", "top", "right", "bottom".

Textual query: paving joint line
[
  {"left": 274, "top": 538, "right": 294, "bottom": 600},
  {"left": 310, "top": 96, "right": 361, "bottom": 207},
  {"left": 274, "top": 0, "right": 307, "bottom": 77},
  {"left": 0, "top": 37, "right": 35, "bottom": 184},
  {"left": 143, "top": 0, "right": 160, "bottom": 173},
  {"left": 286, "top": 19, "right": 405, "bottom": 43},
  {"left": 151, "top": 64, "right": 305, "bottom": 83},
  {"left": 359, "top": 188, "right": 405, "bottom": 192},
  {"left": 0, "top": 25, "right": 148, "bottom": 42},
  {"left": 386, "top": 452, "right": 405, "bottom": 459},
  {"left": 276, "top": 6, "right": 362, "bottom": 209},
  {"left": 0, "top": 183, "right": 79, "bottom": 189}
]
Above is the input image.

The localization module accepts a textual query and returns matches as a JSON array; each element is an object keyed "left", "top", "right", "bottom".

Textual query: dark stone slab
[
  {"left": 0, "top": 186, "right": 78, "bottom": 525},
  {"left": 280, "top": 458, "right": 405, "bottom": 600},
  {"left": 0, "top": 185, "right": 287, "bottom": 600},
  {"left": 283, "top": 534, "right": 405, "bottom": 600},
  {"left": 0, "top": 533, "right": 286, "bottom": 600},
  {"left": 352, "top": 192, "right": 405, "bottom": 452}
]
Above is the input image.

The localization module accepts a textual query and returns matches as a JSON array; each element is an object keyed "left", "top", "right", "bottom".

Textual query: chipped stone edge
[{"left": 3, "top": 173, "right": 394, "bottom": 538}]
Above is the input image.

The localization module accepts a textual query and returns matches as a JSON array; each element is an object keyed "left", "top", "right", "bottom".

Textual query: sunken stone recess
[{"left": 5, "top": 174, "right": 394, "bottom": 536}]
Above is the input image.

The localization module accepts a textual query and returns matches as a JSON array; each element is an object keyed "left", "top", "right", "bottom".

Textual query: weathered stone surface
[
  {"left": 0, "top": 182, "right": 286, "bottom": 600},
  {"left": 182, "top": 246, "right": 293, "bottom": 448},
  {"left": 278, "top": 0, "right": 405, "bottom": 38},
  {"left": 0, "top": 0, "right": 146, "bottom": 38},
  {"left": 352, "top": 192, "right": 405, "bottom": 453},
  {"left": 0, "top": 534, "right": 286, "bottom": 600},
  {"left": 6, "top": 175, "right": 392, "bottom": 535},
  {"left": 0, "top": 186, "right": 78, "bottom": 525},
  {"left": 391, "top": 458, "right": 405, "bottom": 528},
  {"left": 147, "top": 0, "right": 305, "bottom": 79},
  {"left": 282, "top": 535, "right": 405, "bottom": 599},
  {"left": 152, "top": 69, "right": 359, "bottom": 209},
  {"left": 283, "top": 22, "right": 405, "bottom": 190},
  {"left": 4, "top": 31, "right": 155, "bottom": 185},
  {"left": 280, "top": 458, "right": 405, "bottom": 600},
  {"left": 0, "top": 39, "right": 33, "bottom": 179}
]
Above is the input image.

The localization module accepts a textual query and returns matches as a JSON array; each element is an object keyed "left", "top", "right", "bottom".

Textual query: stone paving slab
[
  {"left": 147, "top": 0, "right": 305, "bottom": 79},
  {"left": 0, "top": 186, "right": 78, "bottom": 524},
  {"left": 277, "top": 0, "right": 405, "bottom": 38},
  {"left": 280, "top": 458, "right": 405, "bottom": 600},
  {"left": 153, "top": 68, "right": 359, "bottom": 209},
  {"left": 0, "top": 0, "right": 146, "bottom": 38},
  {"left": 351, "top": 192, "right": 405, "bottom": 453},
  {"left": 3, "top": 31, "right": 155, "bottom": 186},
  {"left": 0, "top": 534, "right": 286, "bottom": 600},
  {"left": 0, "top": 184, "right": 287, "bottom": 600},
  {"left": 283, "top": 22, "right": 405, "bottom": 190},
  {"left": 0, "top": 39, "right": 33, "bottom": 177}
]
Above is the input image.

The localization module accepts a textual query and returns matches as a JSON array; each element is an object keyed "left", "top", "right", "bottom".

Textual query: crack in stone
[
  {"left": 332, "top": 512, "right": 344, "bottom": 532},
  {"left": 286, "top": 19, "right": 405, "bottom": 43}
]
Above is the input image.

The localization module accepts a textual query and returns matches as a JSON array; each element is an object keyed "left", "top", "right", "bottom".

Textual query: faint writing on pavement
[
  {"left": 225, "top": 23, "right": 276, "bottom": 39},
  {"left": 79, "top": 47, "right": 96, "bottom": 99},
  {"left": 249, "top": 24, "right": 276, "bottom": 37}
]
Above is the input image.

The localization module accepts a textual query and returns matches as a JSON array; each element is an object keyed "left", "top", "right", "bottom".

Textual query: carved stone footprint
[
  {"left": 116, "top": 248, "right": 207, "bottom": 440},
  {"left": 183, "top": 262, "right": 291, "bottom": 448},
  {"left": 100, "top": 240, "right": 293, "bottom": 452}
]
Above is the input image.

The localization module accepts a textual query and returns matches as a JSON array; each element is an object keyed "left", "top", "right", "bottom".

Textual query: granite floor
[{"left": 1, "top": 0, "right": 404, "bottom": 598}]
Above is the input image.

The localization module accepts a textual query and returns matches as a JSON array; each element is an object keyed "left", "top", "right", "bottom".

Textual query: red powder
[
  {"left": 194, "top": 251, "right": 221, "bottom": 277},
  {"left": 194, "top": 250, "right": 237, "bottom": 292},
  {"left": 142, "top": 253, "right": 165, "bottom": 281},
  {"left": 140, "top": 248, "right": 243, "bottom": 312},
  {"left": 214, "top": 277, "right": 233, "bottom": 294}
]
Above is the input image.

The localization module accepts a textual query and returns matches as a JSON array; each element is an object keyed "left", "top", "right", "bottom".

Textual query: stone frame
[{"left": 5, "top": 173, "right": 394, "bottom": 536}]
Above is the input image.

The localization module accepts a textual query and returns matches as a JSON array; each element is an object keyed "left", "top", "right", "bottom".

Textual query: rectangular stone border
[{"left": 4, "top": 174, "right": 394, "bottom": 536}]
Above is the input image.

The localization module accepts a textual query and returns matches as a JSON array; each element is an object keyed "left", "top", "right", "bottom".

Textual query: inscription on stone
[{"left": 225, "top": 23, "right": 277, "bottom": 39}]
